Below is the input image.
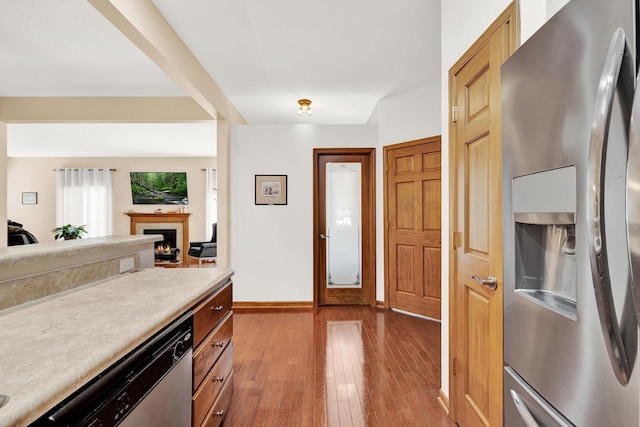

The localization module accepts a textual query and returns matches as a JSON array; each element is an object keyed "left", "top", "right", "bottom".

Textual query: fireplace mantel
[{"left": 126, "top": 212, "right": 191, "bottom": 267}]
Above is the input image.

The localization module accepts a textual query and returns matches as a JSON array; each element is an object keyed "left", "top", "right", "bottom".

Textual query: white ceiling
[
  {"left": 0, "top": 0, "right": 441, "bottom": 156},
  {"left": 0, "top": 1, "right": 184, "bottom": 97},
  {"left": 151, "top": 0, "right": 441, "bottom": 124}
]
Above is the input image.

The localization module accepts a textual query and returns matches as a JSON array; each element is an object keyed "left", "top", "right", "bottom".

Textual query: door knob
[
  {"left": 320, "top": 234, "right": 330, "bottom": 239},
  {"left": 472, "top": 274, "right": 498, "bottom": 291}
]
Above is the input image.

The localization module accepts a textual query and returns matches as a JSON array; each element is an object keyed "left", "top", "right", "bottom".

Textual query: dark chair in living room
[
  {"left": 188, "top": 223, "right": 217, "bottom": 267},
  {"left": 7, "top": 220, "right": 39, "bottom": 246}
]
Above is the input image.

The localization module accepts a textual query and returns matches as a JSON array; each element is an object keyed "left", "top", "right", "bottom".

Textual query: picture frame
[
  {"left": 22, "top": 192, "right": 37, "bottom": 205},
  {"left": 255, "top": 175, "right": 287, "bottom": 205}
]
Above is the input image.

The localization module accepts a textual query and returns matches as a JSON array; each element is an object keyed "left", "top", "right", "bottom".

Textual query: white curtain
[
  {"left": 205, "top": 168, "right": 217, "bottom": 241},
  {"left": 55, "top": 168, "right": 113, "bottom": 238}
]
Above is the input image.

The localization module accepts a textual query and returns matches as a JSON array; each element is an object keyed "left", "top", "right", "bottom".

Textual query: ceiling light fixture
[{"left": 297, "top": 99, "right": 312, "bottom": 116}]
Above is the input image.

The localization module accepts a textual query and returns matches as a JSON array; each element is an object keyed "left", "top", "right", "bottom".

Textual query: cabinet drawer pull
[
  {"left": 213, "top": 376, "right": 224, "bottom": 382},
  {"left": 211, "top": 305, "right": 224, "bottom": 311},
  {"left": 213, "top": 341, "right": 225, "bottom": 348},
  {"left": 214, "top": 410, "right": 225, "bottom": 417}
]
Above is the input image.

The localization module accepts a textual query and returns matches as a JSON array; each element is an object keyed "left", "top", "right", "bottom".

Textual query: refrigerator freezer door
[{"left": 504, "top": 367, "right": 574, "bottom": 427}]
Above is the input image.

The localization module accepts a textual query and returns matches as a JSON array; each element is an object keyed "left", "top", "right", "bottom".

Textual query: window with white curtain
[
  {"left": 205, "top": 168, "right": 217, "bottom": 241},
  {"left": 55, "top": 168, "right": 113, "bottom": 238}
]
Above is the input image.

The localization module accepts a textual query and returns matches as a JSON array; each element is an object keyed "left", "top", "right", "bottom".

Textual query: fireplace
[
  {"left": 126, "top": 212, "right": 191, "bottom": 267},
  {"left": 144, "top": 229, "right": 180, "bottom": 262}
]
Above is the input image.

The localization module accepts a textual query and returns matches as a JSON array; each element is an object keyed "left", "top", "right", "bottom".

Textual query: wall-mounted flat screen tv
[{"left": 130, "top": 172, "right": 188, "bottom": 205}]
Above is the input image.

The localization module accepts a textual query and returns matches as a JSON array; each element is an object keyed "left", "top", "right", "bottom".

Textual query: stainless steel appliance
[
  {"left": 31, "top": 313, "right": 193, "bottom": 427},
  {"left": 502, "top": 0, "right": 640, "bottom": 425}
]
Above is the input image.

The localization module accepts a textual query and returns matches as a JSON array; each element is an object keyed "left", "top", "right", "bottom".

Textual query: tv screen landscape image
[{"left": 130, "top": 172, "right": 189, "bottom": 205}]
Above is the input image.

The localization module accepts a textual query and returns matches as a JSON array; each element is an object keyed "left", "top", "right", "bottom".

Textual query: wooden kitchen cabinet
[
  {"left": 193, "top": 282, "right": 233, "bottom": 345},
  {"left": 200, "top": 372, "right": 234, "bottom": 427},
  {"left": 193, "top": 312, "right": 233, "bottom": 388},
  {"left": 192, "top": 279, "right": 233, "bottom": 427}
]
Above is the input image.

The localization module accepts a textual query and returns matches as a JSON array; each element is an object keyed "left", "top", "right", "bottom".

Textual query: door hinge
[
  {"left": 386, "top": 220, "right": 389, "bottom": 230},
  {"left": 452, "top": 356, "right": 457, "bottom": 375},
  {"left": 452, "top": 231, "right": 460, "bottom": 249},
  {"left": 385, "top": 163, "right": 389, "bottom": 171},
  {"left": 452, "top": 105, "right": 460, "bottom": 122}
]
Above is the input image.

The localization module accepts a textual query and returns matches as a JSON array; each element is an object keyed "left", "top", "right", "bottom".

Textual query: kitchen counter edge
[{"left": 0, "top": 267, "right": 234, "bottom": 427}]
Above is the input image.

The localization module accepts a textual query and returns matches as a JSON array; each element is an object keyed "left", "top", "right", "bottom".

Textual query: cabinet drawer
[
  {"left": 193, "top": 312, "right": 233, "bottom": 391},
  {"left": 193, "top": 281, "right": 232, "bottom": 346},
  {"left": 192, "top": 342, "right": 234, "bottom": 427},
  {"left": 201, "top": 371, "right": 234, "bottom": 427}
]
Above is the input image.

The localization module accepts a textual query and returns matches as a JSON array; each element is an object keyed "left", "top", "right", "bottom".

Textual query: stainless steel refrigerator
[{"left": 502, "top": 0, "right": 640, "bottom": 425}]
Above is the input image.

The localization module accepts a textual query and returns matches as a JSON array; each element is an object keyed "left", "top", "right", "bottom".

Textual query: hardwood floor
[{"left": 226, "top": 306, "right": 455, "bottom": 427}]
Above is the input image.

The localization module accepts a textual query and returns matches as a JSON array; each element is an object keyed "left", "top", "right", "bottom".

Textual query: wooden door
[
  {"left": 385, "top": 137, "right": 442, "bottom": 319},
  {"left": 313, "top": 148, "right": 376, "bottom": 306},
  {"left": 449, "top": 5, "right": 516, "bottom": 427}
]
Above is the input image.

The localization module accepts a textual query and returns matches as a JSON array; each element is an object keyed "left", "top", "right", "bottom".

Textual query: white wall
[
  {"left": 230, "top": 125, "right": 377, "bottom": 303},
  {"left": 377, "top": 83, "right": 442, "bottom": 147},
  {"left": 520, "top": 0, "right": 570, "bottom": 44},
  {"left": 439, "top": 0, "right": 570, "bottom": 400},
  {"left": 548, "top": 0, "right": 571, "bottom": 18},
  {"left": 520, "top": 0, "right": 547, "bottom": 43},
  {"left": 7, "top": 157, "right": 216, "bottom": 244}
]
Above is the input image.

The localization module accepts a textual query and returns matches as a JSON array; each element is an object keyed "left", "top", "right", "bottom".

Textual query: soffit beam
[
  {"left": 0, "top": 97, "right": 212, "bottom": 123},
  {"left": 89, "top": 0, "right": 246, "bottom": 125}
]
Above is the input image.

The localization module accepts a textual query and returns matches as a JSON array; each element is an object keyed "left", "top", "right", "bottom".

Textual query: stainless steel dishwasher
[{"left": 31, "top": 312, "right": 193, "bottom": 427}]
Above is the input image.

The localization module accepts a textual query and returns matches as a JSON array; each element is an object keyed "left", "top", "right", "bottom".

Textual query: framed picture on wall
[
  {"left": 255, "top": 175, "right": 287, "bottom": 205},
  {"left": 22, "top": 192, "right": 37, "bottom": 205}
]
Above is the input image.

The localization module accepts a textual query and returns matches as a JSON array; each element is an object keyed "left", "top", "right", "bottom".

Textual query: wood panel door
[
  {"left": 449, "top": 5, "right": 516, "bottom": 427},
  {"left": 385, "top": 137, "right": 442, "bottom": 319},
  {"left": 313, "top": 148, "right": 376, "bottom": 306}
]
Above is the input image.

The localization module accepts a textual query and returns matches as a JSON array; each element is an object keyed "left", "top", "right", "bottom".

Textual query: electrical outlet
[{"left": 119, "top": 257, "right": 135, "bottom": 273}]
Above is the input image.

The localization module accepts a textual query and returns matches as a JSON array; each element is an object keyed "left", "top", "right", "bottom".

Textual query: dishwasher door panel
[{"left": 119, "top": 349, "right": 192, "bottom": 427}]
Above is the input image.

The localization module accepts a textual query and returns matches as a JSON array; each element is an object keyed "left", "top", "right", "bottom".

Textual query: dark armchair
[
  {"left": 7, "top": 220, "right": 38, "bottom": 246},
  {"left": 188, "top": 223, "right": 217, "bottom": 267}
]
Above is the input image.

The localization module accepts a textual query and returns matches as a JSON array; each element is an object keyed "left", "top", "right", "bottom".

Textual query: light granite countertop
[{"left": 0, "top": 267, "right": 234, "bottom": 427}]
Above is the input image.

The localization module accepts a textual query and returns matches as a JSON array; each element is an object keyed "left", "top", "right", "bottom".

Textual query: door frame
[
  {"left": 313, "top": 148, "right": 376, "bottom": 308},
  {"left": 383, "top": 136, "right": 442, "bottom": 310},
  {"left": 447, "top": 3, "right": 518, "bottom": 423}
]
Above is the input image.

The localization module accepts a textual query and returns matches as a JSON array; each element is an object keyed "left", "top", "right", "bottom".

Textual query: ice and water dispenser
[{"left": 513, "top": 166, "right": 577, "bottom": 319}]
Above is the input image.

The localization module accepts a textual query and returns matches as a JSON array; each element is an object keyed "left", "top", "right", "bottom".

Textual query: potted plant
[{"left": 52, "top": 224, "right": 88, "bottom": 240}]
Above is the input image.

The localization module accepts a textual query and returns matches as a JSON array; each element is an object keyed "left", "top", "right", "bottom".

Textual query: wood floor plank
[{"left": 226, "top": 307, "right": 455, "bottom": 426}]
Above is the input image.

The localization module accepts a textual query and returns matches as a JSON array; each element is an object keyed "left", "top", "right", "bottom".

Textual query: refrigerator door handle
[
  {"left": 626, "top": 58, "right": 640, "bottom": 326},
  {"left": 510, "top": 390, "right": 540, "bottom": 427},
  {"left": 587, "top": 27, "right": 633, "bottom": 386}
]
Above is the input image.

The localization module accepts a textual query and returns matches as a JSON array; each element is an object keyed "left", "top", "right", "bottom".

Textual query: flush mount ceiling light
[{"left": 297, "top": 99, "right": 312, "bottom": 116}]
